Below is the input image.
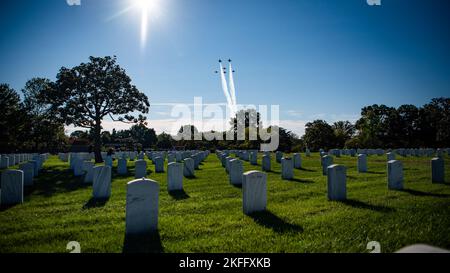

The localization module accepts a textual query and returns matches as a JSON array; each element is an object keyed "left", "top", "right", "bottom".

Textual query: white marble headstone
[
  {"left": 19, "top": 162, "right": 34, "bottom": 186},
  {"left": 276, "top": 152, "right": 283, "bottom": 163},
  {"left": 126, "top": 178, "right": 159, "bottom": 234},
  {"left": 83, "top": 161, "right": 95, "bottom": 184},
  {"left": 167, "top": 162, "right": 183, "bottom": 191},
  {"left": 327, "top": 164, "right": 347, "bottom": 201},
  {"left": 242, "top": 171, "right": 267, "bottom": 215},
  {"left": 281, "top": 158, "right": 294, "bottom": 180},
  {"left": 293, "top": 153, "right": 302, "bottom": 169},
  {"left": 73, "top": 157, "right": 84, "bottom": 177},
  {"left": 387, "top": 152, "right": 396, "bottom": 161},
  {"left": 225, "top": 156, "right": 233, "bottom": 173},
  {"left": 431, "top": 157, "right": 445, "bottom": 184},
  {"left": 305, "top": 149, "right": 311, "bottom": 157},
  {"left": 0, "top": 156, "right": 9, "bottom": 169},
  {"left": 183, "top": 158, "right": 195, "bottom": 178},
  {"left": 135, "top": 160, "right": 147, "bottom": 179},
  {"left": 388, "top": 160, "right": 403, "bottom": 190},
  {"left": 1, "top": 170, "right": 24, "bottom": 205},
  {"left": 250, "top": 151, "right": 258, "bottom": 166},
  {"left": 229, "top": 159, "right": 243, "bottom": 185},
  {"left": 262, "top": 154, "right": 271, "bottom": 172},
  {"left": 117, "top": 158, "right": 128, "bottom": 175},
  {"left": 29, "top": 160, "right": 38, "bottom": 177},
  {"left": 154, "top": 157, "right": 164, "bottom": 173},
  {"left": 168, "top": 154, "right": 176, "bottom": 163},
  {"left": 105, "top": 156, "right": 113, "bottom": 168},
  {"left": 93, "top": 166, "right": 112, "bottom": 199},
  {"left": 357, "top": 154, "right": 367, "bottom": 173}
]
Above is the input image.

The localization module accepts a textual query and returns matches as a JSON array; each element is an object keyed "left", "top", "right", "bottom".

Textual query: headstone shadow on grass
[
  {"left": 366, "top": 171, "right": 385, "bottom": 175},
  {"left": 400, "top": 189, "right": 450, "bottom": 198},
  {"left": 289, "top": 178, "right": 314, "bottom": 184},
  {"left": 169, "top": 189, "right": 190, "bottom": 200},
  {"left": 31, "top": 168, "right": 90, "bottom": 197},
  {"left": 231, "top": 183, "right": 242, "bottom": 189},
  {"left": 299, "top": 167, "right": 316, "bottom": 172},
  {"left": 82, "top": 197, "right": 109, "bottom": 209},
  {"left": 248, "top": 210, "right": 303, "bottom": 234},
  {"left": 339, "top": 199, "right": 395, "bottom": 213},
  {"left": 0, "top": 204, "right": 18, "bottom": 212},
  {"left": 122, "top": 232, "right": 164, "bottom": 253}
]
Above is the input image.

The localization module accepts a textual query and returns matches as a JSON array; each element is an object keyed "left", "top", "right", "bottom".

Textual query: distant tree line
[
  {"left": 304, "top": 98, "right": 450, "bottom": 151},
  {"left": 0, "top": 82, "right": 67, "bottom": 153}
]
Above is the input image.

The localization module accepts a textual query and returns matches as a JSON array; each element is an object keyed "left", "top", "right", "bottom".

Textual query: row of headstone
[
  {"left": 85, "top": 152, "right": 209, "bottom": 207},
  {"left": 1, "top": 153, "right": 38, "bottom": 169},
  {"left": 321, "top": 148, "right": 450, "bottom": 159},
  {"left": 326, "top": 159, "right": 405, "bottom": 201},
  {"left": 216, "top": 152, "right": 272, "bottom": 216},
  {"left": 69, "top": 149, "right": 209, "bottom": 179},
  {"left": 393, "top": 148, "right": 449, "bottom": 158},
  {"left": 62, "top": 150, "right": 209, "bottom": 166},
  {"left": 322, "top": 153, "right": 445, "bottom": 191},
  {"left": 1, "top": 154, "right": 48, "bottom": 205},
  {"left": 322, "top": 153, "right": 446, "bottom": 185},
  {"left": 218, "top": 151, "right": 300, "bottom": 183}
]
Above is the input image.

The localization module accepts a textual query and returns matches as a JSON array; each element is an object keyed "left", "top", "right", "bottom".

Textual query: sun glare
[
  {"left": 130, "top": 0, "right": 161, "bottom": 50},
  {"left": 135, "top": 0, "right": 159, "bottom": 12}
]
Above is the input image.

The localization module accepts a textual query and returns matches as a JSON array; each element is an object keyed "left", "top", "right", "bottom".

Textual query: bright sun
[{"left": 134, "top": 0, "right": 159, "bottom": 12}]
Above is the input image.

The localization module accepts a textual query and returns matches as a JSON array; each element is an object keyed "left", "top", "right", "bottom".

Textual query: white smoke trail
[
  {"left": 219, "top": 63, "right": 235, "bottom": 116},
  {"left": 228, "top": 62, "right": 237, "bottom": 112}
]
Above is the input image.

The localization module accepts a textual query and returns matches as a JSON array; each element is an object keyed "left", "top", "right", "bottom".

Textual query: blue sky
[{"left": 1, "top": 0, "right": 449, "bottom": 135}]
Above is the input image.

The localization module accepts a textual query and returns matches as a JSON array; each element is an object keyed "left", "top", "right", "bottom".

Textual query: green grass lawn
[{"left": 1, "top": 153, "right": 450, "bottom": 253}]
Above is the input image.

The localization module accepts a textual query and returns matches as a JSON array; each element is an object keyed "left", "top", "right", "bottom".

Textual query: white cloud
[
  {"left": 329, "top": 114, "right": 360, "bottom": 123},
  {"left": 66, "top": 0, "right": 81, "bottom": 6},
  {"left": 279, "top": 120, "right": 308, "bottom": 136},
  {"left": 153, "top": 111, "right": 171, "bottom": 117},
  {"left": 286, "top": 110, "right": 303, "bottom": 117}
]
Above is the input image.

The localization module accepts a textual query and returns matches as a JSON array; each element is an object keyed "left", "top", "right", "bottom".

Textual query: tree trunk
[{"left": 94, "top": 121, "right": 103, "bottom": 163}]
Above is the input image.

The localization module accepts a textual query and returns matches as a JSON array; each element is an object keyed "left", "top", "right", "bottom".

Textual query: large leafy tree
[
  {"left": 22, "top": 78, "right": 68, "bottom": 152},
  {"left": 0, "top": 84, "right": 24, "bottom": 152},
  {"left": 229, "top": 109, "right": 263, "bottom": 148},
  {"left": 418, "top": 98, "right": 450, "bottom": 147},
  {"left": 332, "top": 121, "right": 355, "bottom": 148},
  {"left": 302, "top": 120, "right": 336, "bottom": 151},
  {"left": 42, "top": 56, "right": 150, "bottom": 162},
  {"left": 267, "top": 126, "right": 297, "bottom": 152},
  {"left": 230, "top": 109, "right": 261, "bottom": 133},
  {"left": 156, "top": 132, "right": 173, "bottom": 149},
  {"left": 354, "top": 105, "right": 393, "bottom": 148},
  {"left": 129, "top": 124, "right": 158, "bottom": 149},
  {"left": 397, "top": 104, "right": 420, "bottom": 147}
]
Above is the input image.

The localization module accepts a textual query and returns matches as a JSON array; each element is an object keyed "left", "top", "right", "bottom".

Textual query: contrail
[
  {"left": 219, "top": 63, "right": 234, "bottom": 116},
  {"left": 228, "top": 62, "right": 237, "bottom": 110}
]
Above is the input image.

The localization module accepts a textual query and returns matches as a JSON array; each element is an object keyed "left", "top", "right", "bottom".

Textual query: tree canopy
[{"left": 41, "top": 56, "right": 150, "bottom": 162}]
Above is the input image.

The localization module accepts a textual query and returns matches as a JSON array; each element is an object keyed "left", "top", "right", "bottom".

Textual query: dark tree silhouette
[{"left": 41, "top": 56, "right": 150, "bottom": 162}]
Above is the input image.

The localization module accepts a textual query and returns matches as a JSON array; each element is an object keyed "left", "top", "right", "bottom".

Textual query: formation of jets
[{"left": 215, "top": 59, "right": 235, "bottom": 74}]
